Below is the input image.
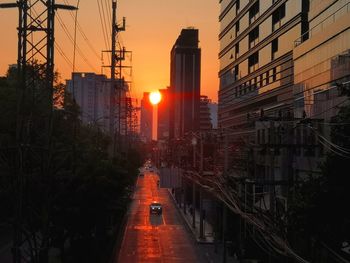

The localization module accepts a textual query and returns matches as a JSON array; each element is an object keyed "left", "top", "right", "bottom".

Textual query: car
[{"left": 149, "top": 202, "right": 162, "bottom": 214}]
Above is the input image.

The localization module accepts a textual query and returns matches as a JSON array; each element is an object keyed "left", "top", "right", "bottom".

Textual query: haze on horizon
[{"left": 0, "top": 0, "right": 220, "bottom": 102}]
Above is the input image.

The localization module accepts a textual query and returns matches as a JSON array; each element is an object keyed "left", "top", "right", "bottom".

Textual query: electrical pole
[
  {"left": 110, "top": 0, "right": 117, "bottom": 156},
  {"left": 269, "top": 120, "right": 276, "bottom": 217},
  {"left": 1, "top": 1, "right": 76, "bottom": 262},
  {"left": 109, "top": 1, "right": 130, "bottom": 154}
]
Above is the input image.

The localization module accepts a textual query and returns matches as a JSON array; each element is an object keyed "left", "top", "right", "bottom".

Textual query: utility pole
[
  {"left": 110, "top": 0, "right": 117, "bottom": 156},
  {"left": 224, "top": 133, "right": 229, "bottom": 173},
  {"left": 200, "top": 133, "right": 204, "bottom": 173},
  {"left": 269, "top": 120, "right": 276, "bottom": 217},
  {"left": 109, "top": 0, "right": 128, "bottom": 155},
  {"left": 192, "top": 182, "right": 196, "bottom": 228},
  {"left": 222, "top": 204, "right": 227, "bottom": 263}
]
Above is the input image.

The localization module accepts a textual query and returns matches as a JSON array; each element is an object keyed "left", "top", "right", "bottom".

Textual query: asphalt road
[{"left": 117, "top": 171, "right": 202, "bottom": 263}]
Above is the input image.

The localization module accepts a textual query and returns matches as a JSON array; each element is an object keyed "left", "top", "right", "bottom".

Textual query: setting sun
[{"left": 149, "top": 91, "right": 162, "bottom": 105}]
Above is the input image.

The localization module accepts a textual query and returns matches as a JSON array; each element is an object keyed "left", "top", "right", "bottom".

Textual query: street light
[{"left": 191, "top": 137, "right": 197, "bottom": 168}]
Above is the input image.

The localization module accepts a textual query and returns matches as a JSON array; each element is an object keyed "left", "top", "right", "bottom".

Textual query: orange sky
[{"left": 0, "top": 0, "right": 219, "bottom": 102}]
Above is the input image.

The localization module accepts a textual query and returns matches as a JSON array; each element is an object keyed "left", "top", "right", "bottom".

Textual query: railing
[{"left": 294, "top": 2, "right": 350, "bottom": 47}]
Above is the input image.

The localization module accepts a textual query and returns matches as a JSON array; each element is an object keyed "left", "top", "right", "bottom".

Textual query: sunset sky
[{"left": 0, "top": 0, "right": 220, "bottom": 102}]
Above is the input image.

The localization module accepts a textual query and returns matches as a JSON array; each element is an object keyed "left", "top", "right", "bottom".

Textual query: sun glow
[{"left": 149, "top": 91, "right": 162, "bottom": 105}]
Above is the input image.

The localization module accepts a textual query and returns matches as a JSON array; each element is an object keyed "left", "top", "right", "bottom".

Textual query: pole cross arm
[{"left": 0, "top": 3, "right": 18, "bottom": 8}]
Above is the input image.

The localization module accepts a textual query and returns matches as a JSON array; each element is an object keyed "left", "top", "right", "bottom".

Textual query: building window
[
  {"left": 266, "top": 70, "right": 270, "bottom": 84},
  {"left": 248, "top": 52, "right": 259, "bottom": 73},
  {"left": 272, "top": 67, "right": 277, "bottom": 82},
  {"left": 249, "top": 26, "right": 259, "bottom": 48},
  {"left": 234, "top": 64, "right": 239, "bottom": 80},
  {"left": 272, "top": 3, "right": 286, "bottom": 31},
  {"left": 235, "top": 21, "right": 240, "bottom": 37},
  {"left": 235, "top": 43, "right": 239, "bottom": 59},
  {"left": 251, "top": 78, "right": 256, "bottom": 91},
  {"left": 249, "top": 1, "right": 259, "bottom": 24},
  {"left": 271, "top": 38, "right": 278, "bottom": 59}
]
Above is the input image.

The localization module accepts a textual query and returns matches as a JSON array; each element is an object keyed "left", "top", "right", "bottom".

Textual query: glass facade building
[
  {"left": 292, "top": 0, "right": 350, "bottom": 177},
  {"left": 219, "top": 0, "right": 309, "bottom": 131}
]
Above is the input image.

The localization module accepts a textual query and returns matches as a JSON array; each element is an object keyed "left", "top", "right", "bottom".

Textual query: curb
[
  {"left": 167, "top": 189, "right": 214, "bottom": 245},
  {"left": 109, "top": 176, "right": 139, "bottom": 263}
]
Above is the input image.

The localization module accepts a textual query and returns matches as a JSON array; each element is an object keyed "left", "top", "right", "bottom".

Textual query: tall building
[
  {"left": 66, "top": 73, "right": 128, "bottom": 135},
  {"left": 66, "top": 73, "right": 113, "bottom": 133},
  {"left": 208, "top": 102, "right": 218, "bottom": 129},
  {"left": 169, "top": 28, "right": 201, "bottom": 139},
  {"left": 218, "top": 1, "right": 309, "bottom": 177},
  {"left": 140, "top": 92, "right": 153, "bottom": 142},
  {"left": 292, "top": 0, "right": 350, "bottom": 177},
  {"left": 157, "top": 88, "right": 170, "bottom": 140},
  {"left": 199, "top": 95, "right": 213, "bottom": 131}
]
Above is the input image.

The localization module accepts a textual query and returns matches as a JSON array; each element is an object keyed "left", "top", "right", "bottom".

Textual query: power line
[
  {"left": 62, "top": 0, "right": 100, "bottom": 60},
  {"left": 56, "top": 11, "right": 97, "bottom": 71},
  {"left": 103, "top": 0, "right": 112, "bottom": 35},
  {"left": 97, "top": 0, "right": 110, "bottom": 65},
  {"left": 55, "top": 42, "right": 73, "bottom": 68}
]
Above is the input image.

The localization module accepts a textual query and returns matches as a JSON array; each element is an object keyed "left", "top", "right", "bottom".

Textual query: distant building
[
  {"left": 169, "top": 28, "right": 201, "bottom": 139},
  {"left": 208, "top": 102, "right": 218, "bottom": 129},
  {"left": 157, "top": 88, "right": 170, "bottom": 140},
  {"left": 199, "top": 96, "right": 213, "bottom": 131},
  {"left": 66, "top": 73, "right": 128, "bottom": 136},
  {"left": 140, "top": 92, "right": 153, "bottom": 142},
  {"left": 66, "top": 73, "right": 112, "bottom": 133}
]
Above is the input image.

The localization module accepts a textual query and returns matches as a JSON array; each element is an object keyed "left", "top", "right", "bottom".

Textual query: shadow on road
[{"left": 149, "top": 214, "right": 163, "bottom": 226}]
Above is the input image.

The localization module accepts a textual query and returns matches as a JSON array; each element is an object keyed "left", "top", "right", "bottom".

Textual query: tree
[
  {"left": 288, "top": 100, "right": 350, "bottom": 261},
  {"left": 0, "top": 64, "right": 142, "bottom": 262}
]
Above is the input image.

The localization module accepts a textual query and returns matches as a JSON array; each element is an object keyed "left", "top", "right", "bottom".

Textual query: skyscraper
[
  {"left": 169, "top": 28, "right": 201, "bottom": 139},
  {"left": 140, "top": 92, "right": 153, "bottom": 142},
  {"left": 157, "top": 87, "right": 170, "bottom": 140}
]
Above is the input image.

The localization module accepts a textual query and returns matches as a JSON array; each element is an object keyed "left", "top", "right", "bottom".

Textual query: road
[
  {"left": 117, "top": 171, "right": 203, "bottom": 263},
  {"left": 0, "top": 224, "right": 12, "bottom": 263}
]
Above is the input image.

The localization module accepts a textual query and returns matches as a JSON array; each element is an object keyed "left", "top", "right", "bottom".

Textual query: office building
[
  {"left": 218, "top": 0, "right": 309, "bottom": 178},
  {"left": 157, "top": 88, "right": 170, "bottom": 140},
  {"left": 66, "top": 73, "right": 128, "bottom": 136},
  {"left": 140, "top": 92, "right": 153, "bottom": 142},
  {"left": 199, "top": 95, "right": 213, "bottom": 131},
  {"left": 209, "top": 102, "right": 218, "bottom": 129},
  {"left": 66, "top": 73, "right": 112, "bottom": 133},
  {"left": 292, "top": 0, "right": 350, "bottom": 177},
  {"left": 169, "top": 28, "right": 201, "bottom": 139}
]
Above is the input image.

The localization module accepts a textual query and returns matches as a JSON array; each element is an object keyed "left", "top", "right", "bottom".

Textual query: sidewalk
[{"left": 168, "top": 189, "right": 239, "bottom": 263}]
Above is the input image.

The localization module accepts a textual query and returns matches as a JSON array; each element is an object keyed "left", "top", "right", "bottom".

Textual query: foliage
[
  {"left": 0, "top": 64, "right": 142, "bottom": 262},
  {"left": 288, "top": 101, "right": 350, "bottom": 260}
]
